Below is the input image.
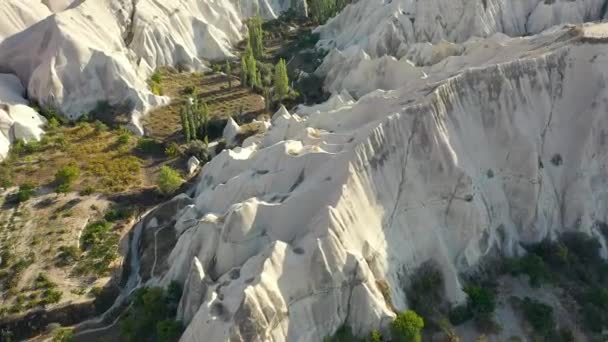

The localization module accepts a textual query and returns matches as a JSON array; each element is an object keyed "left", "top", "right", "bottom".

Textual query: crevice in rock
[
  {"left": 385, "top": 115, "right": 418, "bottom": 231},
  {"left": 124, "top": 0, "right": 139, "bottom": 48}
]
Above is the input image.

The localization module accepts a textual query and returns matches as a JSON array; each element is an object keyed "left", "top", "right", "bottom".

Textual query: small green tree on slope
[
  {"left": 273, "top": 58, "right": 289, "bottom": 102},
  {"left": 157, "top": 166, "right": 183, "bottom": 195},
  {"left": 391, "top": 310, "right": 424, "bottom": 342}
]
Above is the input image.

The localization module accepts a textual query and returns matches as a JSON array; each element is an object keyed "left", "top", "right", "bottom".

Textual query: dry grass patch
[{"left": 0, "top": 123, "right": 145, "bottom": 194}]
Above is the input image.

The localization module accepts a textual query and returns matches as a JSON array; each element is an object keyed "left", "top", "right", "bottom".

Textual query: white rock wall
[{"left": 162, "top": 24, "right": 608, "bottom": 342}]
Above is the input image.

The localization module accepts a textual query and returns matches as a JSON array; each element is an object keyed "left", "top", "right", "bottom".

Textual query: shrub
[
  {"left": 156, "top": 320, "right": 183, "bottom": 342},
  {"left": 323, "top": 325, "right": 364, "bottom": 342},
  {"left": 104, "top": 206, "right": 133, "bottom": 222},
  {"left": 41, "top": 288, "right": 62, "bottom": 305},
  {"left": 464, "top": 285, "right": 496, "bottom": 318},
  {"left": 80, "top": 220, "right": 112, "bottom": 250},
  {"left": 150, "top": 71, "right": 164, "bottom": 95},
  {"left": 369, "top": 330, "right": 382, "bottom": 342},
  {"left": 157, "top": 166, "right": 183, "bottom": 195},
  {"left": 183, "top": 85, "right": 197, "bottom": 95},
  {"left": 55, "top": 164, "right": 80, "bottom": 191},
  {"left": 16, "top": 183, "right": 36, "bottom": 202},
  {"left": 407, "top": 261, "right": 445, "bottom": 320},
  {"left": 52, "top": 327, "right": 74, "bottom": 342},
  {"left": 138, "top": 138, "right": 164, "bottom": 155},
  {"left": 521, "top": 297, "right": 555, "bottom": 336},
  {"left": 186, "top": 140, "right": 209, "bottom": 161},
  {"left": 34, "top": 273, "right": 56, "bottom": 290},
  {"left": 94, "top": 120, "right": 108, "bottom": 132},
  {"left": 164, "top": 142, "right": 182, "bottom": 158},
  {"left": 449, "top": 304, "right": 473, "bottom": 325},
  {"left": 79, "top": 186, "right": 95, "bottom": 196},
  {"left": 391, "top": 310, "right": 424, "bottom": 342},
  {"left": 47, "top": 117, "right": 61, "bottom": 130},
  {"left": 151, "top": 71, "right": 162, "bottom": 84},
  {"left": 117, "top": 130, "right": 132, "bottom": 145},
  {"left": 507, "top": 254, "right": 551, "bottom": 287},
  {"left": 56, "top": 246, "right": 81, "bottom": 266},
  {"left": 120, "top": 285, "right": 183, "bottom": 342}
]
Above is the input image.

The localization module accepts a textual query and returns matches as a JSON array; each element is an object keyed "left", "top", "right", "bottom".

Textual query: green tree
[
  {"left": 246, "top": 54, "right": 258, "bottom": 88},
  {"left": 16, "top": 182, "right": 36, "bottom": 202},
  {"left": 180, "top": 106, "right": 191, "bottom": 142},
  {"left": 273, "top": 58, "right": 289, "bottom": 101},
  {"left": 247, "top": 15, "right": 264, "bottom": 59},
  {"left": 157, "top": 166, "right": 183, "bottom": 195},
  {"left": 186, "top": 103, "right": 197, "bottom": 140},
  {"left": 391, "top": 310, "right": 424, "bottom": 342},
  {"left": 201, "top": 102, "right": 210, "bottom": 140},
  {"left": 156, "top": 320, "right": 183, "bottom": 342},
  {"left": 225, "top": 61, "right": 232, "bottom": 88},
  {"left": 240, "top": 55, "right": 248, "bottom": 85}
]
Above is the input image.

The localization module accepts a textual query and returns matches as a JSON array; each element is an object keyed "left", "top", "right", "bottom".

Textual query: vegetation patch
[
  {"left": 120, "top": 282, "right": 183, "bottom": 342},
  {"left": 76, "top": 220, "right": 119, "bottom": 275}
]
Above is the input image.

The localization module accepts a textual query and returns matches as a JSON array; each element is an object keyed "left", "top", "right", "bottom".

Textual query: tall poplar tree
[
  {"left": 225, "top": 61, "right": 232, "bottom": 88},
  {"left": 180, "top": 106, "right": 191, "bottom": 142},
  {"left": 247, "top": 15, "right": 264, "bottom": 59},
  {"left": 273, "top": 58, "right": 289, "bottom": 101}
]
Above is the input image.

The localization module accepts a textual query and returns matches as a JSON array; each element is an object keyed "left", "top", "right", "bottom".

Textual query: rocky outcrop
[
  {"left": 316, "top": 0, "right": 607, "bottom": 58},
  {"left": 0, "top": 74, "right": 46, "bottom": 159},
  {"left": 142, "top": 23, "right": 608, "bottom": 341}
]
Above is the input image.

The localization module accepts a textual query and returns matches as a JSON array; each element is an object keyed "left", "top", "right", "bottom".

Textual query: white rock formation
[
  {"left": 0, "top": 74, "right": 46, "bottom": 159},
  {"left": 147, "top": 22, "right": 608, "bottom": 341},
  {"left": 316, "top": 0, "right": 607, "bottom": 57},
  {"left": 188, "top": 156, "right": 201, "bottom": 176}
]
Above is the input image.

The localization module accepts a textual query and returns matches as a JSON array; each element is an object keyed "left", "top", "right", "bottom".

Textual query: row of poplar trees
[
  {"left": 309, "top": 0, "right": 351, "bottom": 24},
  {"left": 239, "top": 15, "right": 290, "bottom": 103},
  {"left": 180, "top": 98, "right": 209, "bottom": 143}
]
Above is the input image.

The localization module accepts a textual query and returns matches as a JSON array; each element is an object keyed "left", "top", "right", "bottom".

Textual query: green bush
[
  {"left": 157, "top": 166, "right": 183, "bottom": 195},
  {"left": 16, "top": 183, "right": 36, "bottom": 202},
  {"left": 508, "top": 254, "right": 551, "bottom": 287},
  {"left": 183, "top": 85, "right": 197, "bottom": 95},
  {"left": 156, "top": 320, "right": 183, "bottom": 342},
  {"left": 449, "top": 304, "right": 473, "bottom": 325},
  {"left": 521, "top": 297, "right": 555, "bottom": 336},
  {"left": 120, "top": 284, "right": 183, "bottom": 342},
  {"left": 117, "top": 131, "right": 132, "bottom": 145},
  {"left": 79, "top": 186, "right": 95, "bottom": 196},
  {"left": 52, "top": 327, "right": 74, "bottom": 342},
  {"left": 464, "top": 285, "right": 496, "bottom": 318},
  {"left": 94, "top": 120, "right": 108, "bottom": 132},
  {"left": 164, "top": 142, "right": 182, "bottom": 158},
  {"left": 41, "top": 288, "right": 62, "bottom": 305},
  {"left": 407, "top": 262, "right": 445, "bottom": 321},
  {"left": 104, "top": 206, "right": 133, "bottom": 222},
  {"left": 137, "top": 138, "right": 164, "bottom": 155},
  {"left": 151, "top": 71, "right": 162, "bottom": 84},
  {"left": 55, "top": 164, "right": 80, "bottom": 192},
  {"left": 391, "top": 310, "right": 424, "bottom": 342},
  {"left": 186, "top": 140, "right": 209, "bottom": 162},
  {"left": 369, "top": 330, "right": 382, "bottom": 342},
  {"left": 323, "top": 325, "right": 364, "bottom": 342},
  {"left": 56, "top": 245, "right": 81, "bottom": 266},
  {"left": 80, "top": 220, "right": 112, "bottom": 250},
  {"left": 47, "top": 117, "right": 61, "bottom": 130}
]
